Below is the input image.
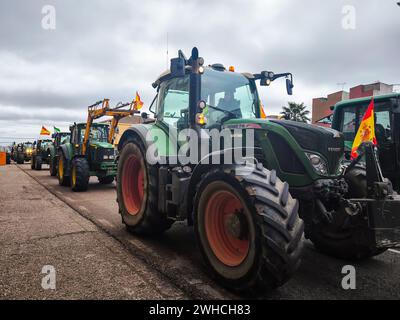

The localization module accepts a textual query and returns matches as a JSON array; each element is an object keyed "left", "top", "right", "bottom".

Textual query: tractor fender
[
  {"left": 186, "top": 147, "right": 259, "bottom": 225},
  {"left": 48, "top": 145, "right": 56, "bottom": 158},
  {"left": 118, "top": 125, "right": 151, "bottom": 151}
]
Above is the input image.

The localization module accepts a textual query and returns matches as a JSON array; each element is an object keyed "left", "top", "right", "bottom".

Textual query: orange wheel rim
[
  {"left": 122, "top": 155, "right": 145, "bottom": 215},
  {"left": 204, "top": 190, "right": 250, "bottom": 267}
]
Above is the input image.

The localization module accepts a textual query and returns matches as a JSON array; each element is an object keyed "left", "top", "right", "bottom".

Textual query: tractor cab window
[
  {"left": 375, "top": 108, "right": 392, "bottom": 143},
  {"left": 201, "top": 69, "right": 258, "bottom": 128},
  {"left": 157, "top": 76, "right": 189, "bottom": 128},
  {"left": 60, "top": 134, "right": 70, "bottom": 144},
  {"left": 79, "top": 126, "right": 108, "bottom": 143},
  {"left": 341, "top": 108, "right": 357, "bottom": 143},
  {"left": 340, "top": 101, "right": 393, "bottom": 148}
]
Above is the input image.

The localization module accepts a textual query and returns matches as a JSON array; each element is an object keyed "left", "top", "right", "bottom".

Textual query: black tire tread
[
  {"left": 117, "top": 137, "right": 173, "bottom": 235},
  {"left": 194, "top": 164, "right": 304, "bottom": 294},
  {"left": 71, "top": 157, "right": 89, "bottom": 192}
]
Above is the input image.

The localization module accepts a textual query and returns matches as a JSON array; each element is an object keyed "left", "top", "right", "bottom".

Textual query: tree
[{"left": 280, "top": 102, "right": 311, "bottom": 123}]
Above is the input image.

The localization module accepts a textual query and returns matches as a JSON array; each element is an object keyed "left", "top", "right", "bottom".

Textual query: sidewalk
[{"left": 0, "top": 165, "right": 186, "bottom": 299}]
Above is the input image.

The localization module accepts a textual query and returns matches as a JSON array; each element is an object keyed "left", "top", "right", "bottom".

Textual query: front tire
[
  {"left": 16, "top": 153, "right": 24, "bottom": 164},
  {"left": 116, "top": 138, "right": 173, "bottom": 235},
  {"left": 194, "top": 165, "right": 304, "bottom": 294},
  {"left": 57, "top": 151, "right": 70, "bottom": 186},
  {"left": 71, "top": 157, "right": 89, "bottom": 192},
  {"left": 35, "top": 156, "right": 42, "bottom": 170}
]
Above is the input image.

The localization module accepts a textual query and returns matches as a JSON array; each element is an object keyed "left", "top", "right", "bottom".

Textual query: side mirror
[
  {"left": 170, "top": 57, "right": 185, "bottom": 77},
  {"left": 286, "top": 78, "right": 294, "bottom": 95}
]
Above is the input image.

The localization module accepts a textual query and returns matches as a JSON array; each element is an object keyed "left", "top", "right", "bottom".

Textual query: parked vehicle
[
  {"left": 331, "top": 93, "right": 400, "bottom": 190},
  {"left": 116, "top": 48, "right": 400, "bottom": 293},
  {"left": 31, "top": 139, "right": 53, "bottom": 170},
  {"left": 48, "top": 132, "right": 71, "bottom": 176}
]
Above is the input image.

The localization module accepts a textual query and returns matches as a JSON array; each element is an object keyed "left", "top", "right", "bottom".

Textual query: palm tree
[{"left": 280, "top": 102, "right": 310, "bottom": 123}]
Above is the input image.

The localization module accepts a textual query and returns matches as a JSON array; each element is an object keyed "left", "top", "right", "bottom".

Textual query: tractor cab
[
  {"left": 70, "top": 122, "right": 115, "bottom": 165},
  {"left": 331, "top": 93, "right": 400, "bottom": 189}
]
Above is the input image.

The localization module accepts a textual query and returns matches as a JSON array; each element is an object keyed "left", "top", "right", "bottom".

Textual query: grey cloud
[{"left": 0, "top": 0, "right": 399, "bottom": 144}]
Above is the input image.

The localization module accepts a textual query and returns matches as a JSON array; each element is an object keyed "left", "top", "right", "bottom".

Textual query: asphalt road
[{"left": 12, "top": 164, "right": 400, "bottom": 299}]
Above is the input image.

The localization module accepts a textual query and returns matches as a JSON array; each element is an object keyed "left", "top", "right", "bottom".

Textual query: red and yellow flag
[
  {"left": 40, "top": 126, "right": 51, "bottom": 135},
  {"left": 133, "top": 91, "right": 144, "bottom": 111},
  {"left": 351, "top": 97, "right": 377, "bottom": 159}
]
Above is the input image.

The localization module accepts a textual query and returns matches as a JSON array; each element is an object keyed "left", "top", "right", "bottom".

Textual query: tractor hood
[
  {"left": 90, "top": 141, "right": 114, "bottom": 149},
  {"left": 223, "top": 118, "right": 344, "bottom": 177}
]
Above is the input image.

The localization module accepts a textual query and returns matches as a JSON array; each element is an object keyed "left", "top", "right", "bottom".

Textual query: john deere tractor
[
  {"left": 116, "top": 48, "right": 400, "bottom": 293},
  {"left": 48, "top": 132, "right": 71, "bottom": 176},
  {"left": 57, "top": 99, "right": 137, "bottom": 191},
  {"left": 12, "top": 142, "right": 33, "bottom": 164},
  {"left": 31, "top": 139, "right": 53, "bottom": 170}
]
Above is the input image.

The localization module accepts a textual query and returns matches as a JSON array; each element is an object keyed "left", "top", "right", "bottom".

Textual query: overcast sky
[{"left": 0, "top": 0, "right": 399, "bottom": 144}]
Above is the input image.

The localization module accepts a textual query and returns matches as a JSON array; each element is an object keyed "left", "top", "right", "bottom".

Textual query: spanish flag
[
  {"left": 351, "top": 97, "right": 377, "bottom": 159},
  {"left": 40, "top": 126, "right": 51, "bottom": 135},
  {"left": 133, "top": 91, "right": 144, "bottom": 111}
]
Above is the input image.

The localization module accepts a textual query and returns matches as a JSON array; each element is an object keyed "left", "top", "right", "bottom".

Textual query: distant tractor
[
  {"left": 116, "top": 48, "right": 400, "bottom": 293},
  {"left": 12, "top": 142, "right": 33, "bottom": 164},
  {"left": 57, "top": 99, "right": 138, "bottom": 191},
  {"left": 48, "top": 132, "right": 71, "bottom": 176},
  {"left": 331, "top": 93, "right": 400, "bottom": 190},
  {"left": 31, "top": 139, "right": 53, "bottom": 170}
]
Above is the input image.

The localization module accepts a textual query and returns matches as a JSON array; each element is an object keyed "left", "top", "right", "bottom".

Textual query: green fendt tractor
[
  {"left": 48, "top": 132, "right": 71, "bottom": 176},
  {"left": 116, "top": 48, "right": 400, "bottom": 293},
  {"left": 57, "top": 99, "right": 137, "bottom": 191},
  {"left": 31, "top": 139, "right": 53, "bottom": 170},
  {"left": 331, "top": 93, "right": 400, "bottom": 191}
]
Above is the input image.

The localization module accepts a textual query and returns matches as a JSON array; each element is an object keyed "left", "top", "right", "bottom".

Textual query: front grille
[
  {"left": 277, "top": 121, "right": 344, "bottom": 175},
  {"left": 268, "top": 132, "right": 306, "bottom": 174}
]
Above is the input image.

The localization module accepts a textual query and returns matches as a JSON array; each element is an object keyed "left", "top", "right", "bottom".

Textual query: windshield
[
  {"left": 201, "top": 69, "right": 258, "bottom": 127},
  {"left": 24, "top": 143, "right": 33, "bottom": 148},
  {"left": 79, "top": 125, "right": 108, "bottom": 143}
]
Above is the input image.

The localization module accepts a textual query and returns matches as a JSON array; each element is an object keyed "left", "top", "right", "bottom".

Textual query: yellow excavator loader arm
[{"left": 82, "top": 98, "right": 138, "bottom": 155}]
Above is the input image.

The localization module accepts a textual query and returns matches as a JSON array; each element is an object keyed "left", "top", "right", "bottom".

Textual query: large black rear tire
[
  {"left": 71, "top": 157, "right": 90, "bottom": 192},
  {"left": 307, "top": 167, "right": 387, "bottom": 260},
  {"left": 116, "top": 137, "right": 173, "bottom": 235},
  {"left": 194, "top": 165, "right": 304, "bottom": 294}
]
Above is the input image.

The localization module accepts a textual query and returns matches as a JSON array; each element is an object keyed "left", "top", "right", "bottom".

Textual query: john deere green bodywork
[{"left": 59, "top": 123, "right": 117, "bottom": 181}]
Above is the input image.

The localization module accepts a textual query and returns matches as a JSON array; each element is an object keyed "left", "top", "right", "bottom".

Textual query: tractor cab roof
[
  {"left": 333, "top": 92, "right": 400, "bottom": 112},
  {"left": 152, "top": 65, "right": 254, "bottom": 88}
]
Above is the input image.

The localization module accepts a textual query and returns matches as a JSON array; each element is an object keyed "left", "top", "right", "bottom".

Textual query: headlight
[
  {"left": 103, "top": 154, "right": 115, "bottom": 160},
  {"left": 306, "top": 153, "right": 328, "bottom": 175}
]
